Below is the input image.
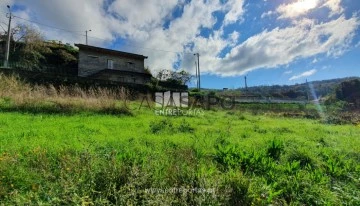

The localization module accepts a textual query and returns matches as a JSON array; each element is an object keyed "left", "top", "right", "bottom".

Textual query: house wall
[
  {"left": 78, "top": 49, "right": 145, "bottom": 77},
  {"left": 94, "top": 73, "right": 150, "bottom": 85}
]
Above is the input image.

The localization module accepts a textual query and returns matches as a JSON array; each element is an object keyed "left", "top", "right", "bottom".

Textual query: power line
[
  {"left": 9, "top": 14, "right": 196, "bottom": 55},
  {"left": 13, "top": 15, "right": 84, "bottom": 33},
  {"left": 120, "top": 43, "right": 194, "bottom": 55},
  {"left": 0, "top": 22, "right": 6, "bottom": 32}
]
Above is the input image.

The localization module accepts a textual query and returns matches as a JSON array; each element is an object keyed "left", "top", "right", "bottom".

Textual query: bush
[
  {"left": 287, "top": 149, "right": 315, "bottom": 168},
  {"left": 177, "top": 119, "right": 195, "bottom": 133},
  {"left": 149, "top": 119, "right": 173, "bottom": 134},
  {"left": 266, "top": 139, "right": 284, "bottom": 160},
  {"left": 223, "top": 171, "right": 250, "bottom": 205}
]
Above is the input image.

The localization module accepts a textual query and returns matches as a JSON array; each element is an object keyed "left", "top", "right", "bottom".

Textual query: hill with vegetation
[
  {"left": 237, "top": 77, "right": 360, "bottom": 100},
  {"left": 1, "top": 25, "right": 78, "bottom": 71}
]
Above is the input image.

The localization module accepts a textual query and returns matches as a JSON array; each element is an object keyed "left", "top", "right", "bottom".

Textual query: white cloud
[
  {"left": 109, "top": 0, "right": 178, "bottom": 29},
  {"left": 355, "top": 41, "right": 360, "bottom": 48},
  {"left": 223, "top": 0, "right": 246, "bottom": 25},
  {"left": 0, "top": 0, "right": 14, "bottom": 14},
  {"left": 215, "top": 15, "right": 359, "bottom": 76},
  {"left": 261, "top": 11, "right": 274, "bottom": 19},
  {"left": 321, "top": 65, "right": 330, "bottom": 70},
  {"left": 125, "top": 0, "right": 227, "bottom": 72},
  {"left": 284, "top": 70, "right": 293, "bottom": 75},
  {"left": 290, "top": 69, "right": 317, "bottom": 81},
  {"left": 105, "top": 0, "right": 245, "bottom": 74},
  {"left": 277, "top": 0, "right": 320, "bottom": 19},
  {"left": 322, "top": 0, "right": 344, "bottom": 17},
  {"left": 277, "top": 0, "right": 344, "bottom": 19},
  {"left": 11, "top": 0, "right": 228, "bottom": 71},
  {"left": 229, "top": 31, "right": 240, "bottom": 45},
  {"left": 11, "top": 0, "right": 116, "bottom": 45},
  {"left": 7, "top": 0, "right": 359, "bottom": 78}
]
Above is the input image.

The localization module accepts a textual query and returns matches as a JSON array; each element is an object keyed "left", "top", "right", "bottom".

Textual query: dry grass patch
[{"left": 0, "top": 74, "right": 131, "bottom": 115}]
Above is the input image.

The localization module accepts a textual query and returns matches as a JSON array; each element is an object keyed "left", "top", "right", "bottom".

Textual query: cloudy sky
[{"left": 1, "top": 0, "right": 360, "bottom": 89}]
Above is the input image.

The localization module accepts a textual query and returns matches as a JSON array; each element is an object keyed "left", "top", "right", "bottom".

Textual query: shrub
[
  {"left": 223, "top": 171, "right": 250, "bottom": 205},
  {"left": 177, "top": 119, "right": 195, "bottom": 133},
  {"left": 214, "top": 144, "right": 277, "bottom": 175},
  {"left": 149, "top": 119, "right": 173, "bottom": 134},
  {"left": 266, "top": 139, "right": 284, "bottom": 160},
  {"left": 287, "top": 149, "right": 315, "bottom": 168},
  {"left": 150, "top": 119, "right": 194, "bottom": 134},
  {"left": 253, "top": 125, "right": 267, "bottom": 134},
  {"left": 238, "top": 114, "right": 247, "bottom": 121}
]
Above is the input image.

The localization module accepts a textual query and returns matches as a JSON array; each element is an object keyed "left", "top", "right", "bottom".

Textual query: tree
[
  {"left": 0, "top": 24, "right": 51, "bottom": 69},
  {"left": 155, "top": 69, "right": 171, "bottom": 81},
  {"left": 336, "top": 79, "right": 360, "bottom": 104},
  {"left": 144, "top": 66, "right": 152, "bottom": 75},
  {"left": 155, "top": 69, "right": 192, "bottom": 85},
  {"left": 171, "top": 70, "right": 192, "bottom": 85},
  {"left": 15, "top": 25, "right": 51, "bottom": 69}
]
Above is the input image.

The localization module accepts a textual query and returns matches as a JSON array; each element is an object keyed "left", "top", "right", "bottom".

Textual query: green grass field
[{"left": 1, "top": 107, "right": 359, "bottom": 205}]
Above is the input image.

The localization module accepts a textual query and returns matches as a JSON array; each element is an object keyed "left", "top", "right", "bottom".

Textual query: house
[{"left": 75, "top": 44, "right": 151, "bottom": 85}]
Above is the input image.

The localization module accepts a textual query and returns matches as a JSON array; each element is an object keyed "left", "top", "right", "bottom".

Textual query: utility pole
[
  {"left": 4, "top": 5, "right": 12, "bottom": 68},
  {"left": 194, "top": 53, "right": 200, "bottom": 90},
  {"left": 85, "top": 29, "right": 91, "bottom": 45},
  {"left": 306, "top": 79, "right": 309, "bottom": 102},
  {"left": 194, "top": 61, "right": 198, "bottom": 89},
  {"left": 245, "top": 76, "right": 248, "bottom": 91}
]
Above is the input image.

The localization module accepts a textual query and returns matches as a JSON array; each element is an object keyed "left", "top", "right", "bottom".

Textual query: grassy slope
[{"left": 0, "top": 109, "right": 359, "bottom": 205}]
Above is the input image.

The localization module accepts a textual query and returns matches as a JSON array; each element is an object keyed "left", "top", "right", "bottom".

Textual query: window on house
[
  {"left": 88, "top": 55, "right": 99, "bottom": 59},
  {"left": 127, "top": 62, "right": 135, "bottom": 69},
  {"left": 107, "top": 59, "right": 114, "bottom": 69},
  {"left": 88, "top": 55, "right": 99, "bottom": 63}
]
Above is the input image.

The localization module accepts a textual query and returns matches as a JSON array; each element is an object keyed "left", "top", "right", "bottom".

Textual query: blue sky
[
  {"left": 199, "top": 0, "right": 360, "bottom": 89},
  {"left": 1, "top": 0, "right": 360, "bottom": 89}
]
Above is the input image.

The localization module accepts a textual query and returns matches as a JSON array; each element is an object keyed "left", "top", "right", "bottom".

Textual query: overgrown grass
[
  {"left": 0, "top": 74, "right": 360, "bottom": 205},
  {"left": 0, "top": 109, "right": 359, "bottom": 205},
  {"left": 0, "top": 74, "right": 131, "bottom": 115}
]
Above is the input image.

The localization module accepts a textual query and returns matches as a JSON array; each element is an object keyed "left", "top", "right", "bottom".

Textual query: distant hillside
[{"left": 236, "top": 77, "right": 360, "bottom": 100}]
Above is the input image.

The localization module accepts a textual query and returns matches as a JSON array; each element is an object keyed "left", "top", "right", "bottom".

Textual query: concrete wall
[
  {"left": 78, "top": 49, "right": 145, "bottom": 77},
  {"left": 94, "top": 73, "right": 150, "bottom": 85}
]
